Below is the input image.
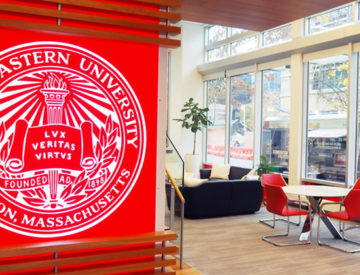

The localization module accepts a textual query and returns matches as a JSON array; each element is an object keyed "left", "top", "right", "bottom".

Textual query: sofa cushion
[
  {"left": 229, "top": 166, "right": 251, "bottom": 180},
  {"left": 181, "top": 179, "right": 263, "bottom": 219},
  {"left": 210, "top": 164, "right": 231, "bottom": 180},
  {"left": 199, "top": 168, "right": 211, "bottom": 179}
]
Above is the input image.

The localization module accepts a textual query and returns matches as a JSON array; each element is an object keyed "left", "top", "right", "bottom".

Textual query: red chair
[
  {"left": 260, "top": 174, "right": 301, "bottom": 228},
  {"left": 262, "top": 184, "right": 311, "bottom": 246},
  {"left": 317, "top": 188, "right": 360, "bottom": 253},
  {"left": 326, "top": 177, "right": 360, "bottom": 232},
  {"left": 353, "top": 177, "right": 360, "bottom": 189}
]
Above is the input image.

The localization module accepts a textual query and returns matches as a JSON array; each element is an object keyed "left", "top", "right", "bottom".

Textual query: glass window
[
  {"left": 231, "top": 35, "right": 258, "bottom": 55},
  {"left": 262, "top": 66, "right": 291, "bottom": 174},
  {"left": 307, "top": 4, "right": 352, "bottom": 35},
  {"left": 306, "top": 55, "right": 348, "bottom": 183},
  {"left": 263, "top": 24, "right": 292, "bottom": 47},
  {"left": 357, "top": 54, "right": 360, "bottom": 181},
  {"left": 229, "top": 73, "right": 255, "bottom": 168},
  {"left": 207, "top": 45, "right": 229, "bottom": 62},
  {"left": 207, "top": 25, "right": 227, "bottom": 45},
  {"left": 230, "top": 27, "right": 247, "bottom": 36},
  {"left": 206, "top": 78, "right": 227, "bottom": 164}
]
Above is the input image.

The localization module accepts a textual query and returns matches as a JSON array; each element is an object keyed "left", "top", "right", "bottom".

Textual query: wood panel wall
[{"left": 180, "top": 0, "right": 353, "bottom": 31}]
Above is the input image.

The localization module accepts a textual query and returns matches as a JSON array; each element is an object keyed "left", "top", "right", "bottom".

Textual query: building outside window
[
  {"left": 206, "top": 78, "right": 227, "bottom": 164},
  {"left": 262, "top": 66, "right": 291, "bottom": 173},
  {"left": 229, "top": 73, "right": 255, "bottom": 168},
  {"left": 305, "top": 55, "right": 348, "bottom": 183}
]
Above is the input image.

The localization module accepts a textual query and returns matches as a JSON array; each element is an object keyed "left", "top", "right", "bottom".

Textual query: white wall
[
  {"left": 168, "top": 21, "right": 205, "bottom": 159},
  {"left": 155, "top": 48, "right": 168, "bottom": 231}
]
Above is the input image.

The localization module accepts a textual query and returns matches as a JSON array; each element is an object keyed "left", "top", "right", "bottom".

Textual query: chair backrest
[
  {"left": 352, "top": 177, "right": 360, "bottom": 189},
  {"left": 262, "top": 173, "right": 286, "bottom": 187},
  {"left": 264, "top": 184, "right": 287, "bottom": 215},
  {"left": 344, "top": 189, "right": 360, "bottom": 220}
]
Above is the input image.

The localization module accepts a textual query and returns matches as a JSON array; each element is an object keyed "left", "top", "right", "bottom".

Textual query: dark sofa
[{"left": 179, "top": 166, "right": 263, "bottom": 219}]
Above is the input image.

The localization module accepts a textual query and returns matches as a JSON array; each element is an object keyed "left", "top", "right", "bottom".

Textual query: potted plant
[
  {"left": 174, "top": 98, "right": 212, "bottom": 174},
  {"left": 256, "top": 155, "right": 277, "bottom": 177}
]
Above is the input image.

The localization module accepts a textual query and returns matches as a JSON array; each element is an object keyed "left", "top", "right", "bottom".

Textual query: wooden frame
[
  {"left": 0, "top": 0, "right": 182, "bottom": 48},
  {"left": 40, "top": 0, "right": 181, "bottom": 21},
  {"left": 0, "top": 230, "right": 178, "bottom": 274}
]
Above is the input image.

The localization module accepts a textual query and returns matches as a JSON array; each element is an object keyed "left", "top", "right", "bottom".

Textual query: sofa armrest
[{"left": 200, "top": 168, "right": 211, "bottom": 179}]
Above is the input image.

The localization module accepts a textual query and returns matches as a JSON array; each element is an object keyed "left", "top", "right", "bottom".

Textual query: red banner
[
  {"left": 6, "top": 120, "right": 95, "bottom": 173},
  {"left": 0, "top": 26, "right": 158, "bottom": 245}
]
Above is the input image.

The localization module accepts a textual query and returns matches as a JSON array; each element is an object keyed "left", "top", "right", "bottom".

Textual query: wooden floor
[
  {"left": 174, "top": 207, "right": 360, "bottom": 275},
  {"left": 170, "top": 260, "right": 202, "bottom": 275}
]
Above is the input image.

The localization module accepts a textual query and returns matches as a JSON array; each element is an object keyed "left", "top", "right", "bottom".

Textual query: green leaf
[{"left": 173, "top": 97, "right": 213, "bottom": 153}]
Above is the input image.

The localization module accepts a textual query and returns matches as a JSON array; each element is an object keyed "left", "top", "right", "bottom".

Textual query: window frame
[
  {"left": 260, "top": 65, "right": 292, "bottom": 175},
  {"left": 302, "top": 49, "right": 355, "bottom": 187},
  {"left": 204, "top": 75, "right": 228, "bottom": 165},
  {"left": 228, "top": 72, "right": 256, "bottom": 168}
]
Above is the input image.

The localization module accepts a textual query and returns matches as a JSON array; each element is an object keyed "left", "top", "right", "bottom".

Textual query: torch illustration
[{"left": 41, "top": 74, "right": 69, "bottom": 208}]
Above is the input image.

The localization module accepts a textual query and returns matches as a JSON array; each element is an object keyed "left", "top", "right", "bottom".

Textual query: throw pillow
[
  {"left": 210, "top": 164, "right": 231, "bottom": 180},
  {"left": 184, "top": 177, "right": 207, "bottom": 187},
  {"left": 241, "top": 168, "right": 258, "bottom": 180}
]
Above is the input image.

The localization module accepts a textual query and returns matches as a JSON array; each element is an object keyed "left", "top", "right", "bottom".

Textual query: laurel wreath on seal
[
  {"left": 58, "top": 115, "right": 120, "bottom": 206},
  {"left": 0, "top": 116, "right": 120, "bottom": 208}
]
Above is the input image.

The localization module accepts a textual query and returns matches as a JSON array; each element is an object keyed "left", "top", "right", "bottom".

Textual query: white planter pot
[{"left": 184, "top": 154, "right": 201, "bottom": 177}]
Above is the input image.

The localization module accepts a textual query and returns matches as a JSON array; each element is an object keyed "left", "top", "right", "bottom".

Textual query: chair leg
[
  {"left": 260, "top": 198, "right": 301, "bottom": 228},
  {"left": 260, "top": 213, "right": 301, "bottom": 228},
  {"left": 317, "top": 213, "right": 360, "bottom": 253},
  {"left": 339, "top": 204, "right": 343, "bottom": 232},
  {"left": 343, "top": 224, "right": 360, "bottom": 232},
  {"left": 262, "top": 215, "right": 311, "bottom": 247}
]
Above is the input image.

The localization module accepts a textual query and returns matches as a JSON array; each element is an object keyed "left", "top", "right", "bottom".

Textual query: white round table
[
  {"left": 282, "top": 185, "right": 349, "bottom": 198},
  {"left": 282, "top": 185, "right": 349, "bottom": 240}
]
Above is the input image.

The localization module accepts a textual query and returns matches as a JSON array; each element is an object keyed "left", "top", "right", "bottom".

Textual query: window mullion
[
  {"left": 254, "top": 70, "right": 262, "bottom": 168},
  {"left": 301, "top": 62, "right": 309, "bottom": 181},
  {"left": 203, "top": 81, "right": 209, "bottom": 164},
  {"left": 346, "top": 51, "right": 358, "bottom": 187},
  {"left": 225, "top": 75, "right": 231, "bottom": 164}
]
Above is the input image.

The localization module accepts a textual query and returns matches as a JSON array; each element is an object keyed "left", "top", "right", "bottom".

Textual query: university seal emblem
[{"left": 0, "top": 42, "right": 146, "bottom": 237}]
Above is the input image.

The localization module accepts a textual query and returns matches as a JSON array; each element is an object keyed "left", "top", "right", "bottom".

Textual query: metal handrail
[
  {"left": 165, "top": 168, "right": 185, "bottom": 203},
  {"left": 166, "top": 134, "right": 184, "bottom": 186},
  {"left": 166, "top": 134, "right": 184, "bottom": 163},
  {"left": 165, "top": 168, "right": 185, "bottom": 269}
]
